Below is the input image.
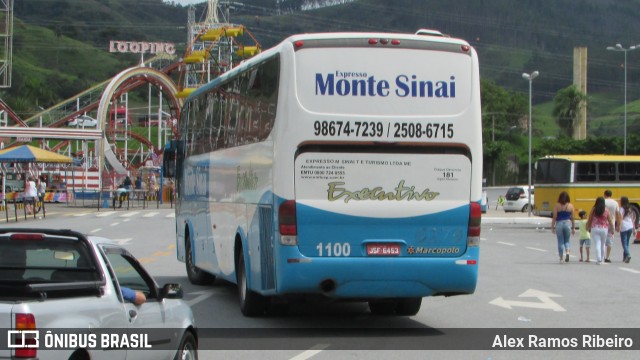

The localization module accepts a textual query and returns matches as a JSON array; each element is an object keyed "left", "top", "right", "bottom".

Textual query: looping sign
[{"left": 109, "top": 40, "right": 176, "bottom": 55}]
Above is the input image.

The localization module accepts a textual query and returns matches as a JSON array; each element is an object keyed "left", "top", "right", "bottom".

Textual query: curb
[{"left": 482, "top": 216, "right": 552, "bottom": 226}]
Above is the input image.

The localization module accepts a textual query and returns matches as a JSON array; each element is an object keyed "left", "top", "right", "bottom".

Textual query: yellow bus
[{"left": 534, "top": 155, "right": 640, "bottom": 220}]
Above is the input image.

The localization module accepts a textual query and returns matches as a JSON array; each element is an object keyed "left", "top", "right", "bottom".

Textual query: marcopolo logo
[{"left": 315, "top": 71, "right": 456, "bottom": 98}]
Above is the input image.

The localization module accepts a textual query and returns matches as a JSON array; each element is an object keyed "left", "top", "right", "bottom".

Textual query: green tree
[
  {"left": 552, "top": 85, "right": 587, "bottom": 138},
  {"left": 481, "top": 79, "right": 527, "bottom": 185}
]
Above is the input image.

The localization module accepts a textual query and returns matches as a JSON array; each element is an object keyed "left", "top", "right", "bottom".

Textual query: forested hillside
[{"left": 7, "top": 0, "right": 640, "bottom": 115}]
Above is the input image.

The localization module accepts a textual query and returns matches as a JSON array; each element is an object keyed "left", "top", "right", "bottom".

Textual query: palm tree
[{"left": 552, "top": 85, "right": 587, "bottom": 138}]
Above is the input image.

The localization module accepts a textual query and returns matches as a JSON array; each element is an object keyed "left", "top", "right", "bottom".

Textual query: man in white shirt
[{"left": 603, "top": 189, "right": 621, "bottom": 263}]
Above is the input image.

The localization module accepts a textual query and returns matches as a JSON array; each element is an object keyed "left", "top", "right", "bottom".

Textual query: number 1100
[{"left": 316, "top": 242, "right": 351, "bottom": 257}]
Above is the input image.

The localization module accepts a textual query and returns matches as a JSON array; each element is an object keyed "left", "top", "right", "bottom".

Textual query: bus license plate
[{"left": 367, "top": 244, "right": 400, "bottom": 256}]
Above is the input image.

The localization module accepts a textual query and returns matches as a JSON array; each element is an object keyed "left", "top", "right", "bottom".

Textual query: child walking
[{"left": 577, "top": 210, "right": 590, "bottom": 262}]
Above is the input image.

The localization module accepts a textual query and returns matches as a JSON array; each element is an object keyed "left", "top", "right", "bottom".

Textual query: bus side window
[
  {"left": 598, "top": 162, "right": 616, "bottom": 182},
  {"left": 575, "top": 162, "right": 596, "bottom": 182},
  {"left": 619, "top": 162, "right": 640, "bottom": 181}
]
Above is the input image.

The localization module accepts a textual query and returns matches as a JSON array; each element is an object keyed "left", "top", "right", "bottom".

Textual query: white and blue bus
[{"left": 165, "top": 31, "right": 482, "bottom": 316}]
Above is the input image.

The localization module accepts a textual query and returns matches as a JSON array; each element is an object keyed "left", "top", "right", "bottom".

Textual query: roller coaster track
[
  {"left": 2, "top": 54, "right": 179, "bottom": 130},
  {"left": 1, "top": 54, "right": 181, "bottom": 170}
]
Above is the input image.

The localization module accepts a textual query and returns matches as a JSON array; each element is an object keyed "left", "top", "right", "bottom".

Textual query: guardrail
[
  {"left": 100, "top": 188, "right": 174, "bottom": 211},
  {"left": 1, "top": 196, "right": 46, "bottom": 222},
  {"left": 0, "top": 187, "right": 175, "bottom": 222}
]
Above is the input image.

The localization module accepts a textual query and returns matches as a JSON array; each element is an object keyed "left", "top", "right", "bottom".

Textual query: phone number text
[{"left": 313, "top": 120, "right": 454, "bottom": 139}]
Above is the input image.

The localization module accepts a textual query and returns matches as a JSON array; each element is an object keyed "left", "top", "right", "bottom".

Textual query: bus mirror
[{"left": 163, "top": 140, "right": 177, "bottom": 178}]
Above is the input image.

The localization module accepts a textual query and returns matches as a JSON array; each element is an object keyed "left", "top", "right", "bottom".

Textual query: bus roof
[
  {"left": 188, "top": 31, "right": 473, "bottom": 101},
  {"left": 540, "top": 154, "right": 640, "bottom": 162}
]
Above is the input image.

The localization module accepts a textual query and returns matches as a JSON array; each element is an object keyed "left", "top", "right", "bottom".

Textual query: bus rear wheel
[
  {"left": 369, "top": 297, "right": 422, "bottom": 316},
  {"left": 185, "top": 233, "right": 215, "bottom": 285},
  {"left": 368, "top": 300, "right": 396, "bottom": 315},
  {"left": 395, "top": 297, "right": 422, "bottom": 316},
  {"left": 236, "top": 250, "right": 267, "bottom": 316}
]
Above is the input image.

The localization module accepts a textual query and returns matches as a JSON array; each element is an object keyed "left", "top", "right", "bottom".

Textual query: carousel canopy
[{"left": 0, "top": 145, "right": 72, "bottom": 164}]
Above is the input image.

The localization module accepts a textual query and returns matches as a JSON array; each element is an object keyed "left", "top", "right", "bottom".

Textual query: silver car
[
  {"left": 0, "top": 228, "right": 197, "bottom": 360},
  {"left": 503, "top": 186, "right": 534, "bottom": 212}
]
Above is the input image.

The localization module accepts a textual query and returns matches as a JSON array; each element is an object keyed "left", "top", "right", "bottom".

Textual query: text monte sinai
[{"left": 315, "top": 71, "right": 456, "bottom": 98}]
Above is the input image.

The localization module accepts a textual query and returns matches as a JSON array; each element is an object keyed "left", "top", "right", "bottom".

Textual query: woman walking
[
  {"left": 551, "top": 191, "right": 575, "bottom": 263},
  {"left": 587, "top": 197, "right": 615, "bottom": 265},
  {"left": 618, "top": 196, "right": 636, "bottom": 263}
]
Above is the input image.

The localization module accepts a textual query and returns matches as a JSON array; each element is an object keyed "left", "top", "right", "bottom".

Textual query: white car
[
  {"left": 68, "top": 114, "right": 98, "bottom": 127},
  {"left": 0, "top": 228, "right": 198, "bottom": 360},
  {"left": 503, "top": 186, "right": 534, "bottom": 212}
]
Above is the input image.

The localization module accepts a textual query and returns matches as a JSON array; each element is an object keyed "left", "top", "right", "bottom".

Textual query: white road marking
[
  {"left": 72, "top": 212, "right": 92, "bottom": 217},
  {"left": 490, "top": 288, "right": 566, "bottom": 312},
  {"left": 90, "top": 228, "right": 102, "bottom": 233},
  {"left": 620, "top": 267, "right": 640, "bottom": 274},
  {"left": 166, "top": 213, "right": 175, "bottom": 218},
  {"left": 143, "top": 212, "right": 159, "bottom": 218},
  {"left": 289, "top": 344, "right": 330, "bottom": 360},
  {"left": 110, "top": 222, "right": 120, "bottom": 227},
  {"left": 96, "top": 212, "right": 117, "bottom": 217},
  {"left": 186, "top": 289, "right": 219, "bottom": 307},
  {"left": 497, "top": 241, "right": 516, "bottom": 246},
  {"left": 115, "top": 238, "right": 132, "bottom": 245},
  {"left": 120, "top": 211, "right": 139, "bottom": 217},
  {"left": 526, "top": 247, "right": 547, "bottom": 252}
]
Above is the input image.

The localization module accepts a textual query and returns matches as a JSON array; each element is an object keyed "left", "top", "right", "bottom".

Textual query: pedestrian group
[{"left": 551, "top": 189, "right": 635, "bottom": 265}]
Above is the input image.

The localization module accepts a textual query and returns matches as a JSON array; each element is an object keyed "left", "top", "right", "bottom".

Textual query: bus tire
[
  {"left": 237, "top": 251, "right": 267, "bottom": 317},
  {"left": 185, "top": 233, "right": 216, "bottom": 285},
  {"left": 395, "top": 297, "right": 422, "bottom": 316},
  {"left": 368, "top": 300, "right": 396, "bottom": 315}
]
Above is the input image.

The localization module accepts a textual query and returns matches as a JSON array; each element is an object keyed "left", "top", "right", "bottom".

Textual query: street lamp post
[
  {"left": 522, "top": 71, "right": 539, "bottom": 217},
  {"left": 607, "top": 43, "right": 640, "bottom": 155}
]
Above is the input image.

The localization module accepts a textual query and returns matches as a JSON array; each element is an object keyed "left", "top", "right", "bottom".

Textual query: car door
[{"left": 100, "top": 245, "right": 179, "bottom": 360}]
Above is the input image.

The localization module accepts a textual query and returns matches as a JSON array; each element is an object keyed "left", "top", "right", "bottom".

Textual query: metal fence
[{"left": 1, "top": 188, "right": 175, "bottom": 222}]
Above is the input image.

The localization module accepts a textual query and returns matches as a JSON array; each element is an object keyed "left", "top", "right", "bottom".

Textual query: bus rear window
[
  {"left": 295, "top": 47, "right": 472, "bottom": 116},
  {"left": 536, "top": 159, "right": 571, "bottom": 183}
]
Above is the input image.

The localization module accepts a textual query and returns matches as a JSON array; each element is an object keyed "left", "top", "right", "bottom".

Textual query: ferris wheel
[{"left": 176, "top": 0, "right": 261, "bottom": 99}]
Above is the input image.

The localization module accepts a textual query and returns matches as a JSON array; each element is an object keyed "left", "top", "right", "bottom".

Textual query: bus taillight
[
  {"left": 279, "top": 200, "right": 298, "bottom": 245},
  {"left": 468, "top": 202, "right": 481, "bottom": 246}
]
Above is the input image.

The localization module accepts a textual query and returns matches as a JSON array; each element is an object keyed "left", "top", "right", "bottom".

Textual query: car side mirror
[{"left": 160, "top": 283, "right": 183, "bottom": 299}]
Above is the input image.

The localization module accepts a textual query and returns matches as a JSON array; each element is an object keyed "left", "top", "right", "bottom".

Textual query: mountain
[{"left": 7, "top": 0, "right": 640, "bottom": 117}]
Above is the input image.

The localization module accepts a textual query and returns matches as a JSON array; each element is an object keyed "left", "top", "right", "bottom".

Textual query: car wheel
[
  {"left": 185, "top": 233, "right": 215, "bottom": 285},
  {"left": 68, "top": 349, "right": 90, "bottom": 360},
  {"left": 174, "top": 332, "right": 197, "bottom": 360},
  {"left": 236, "top": 250, "right": 267, "bottom": 316},
  {"left": 522, "top": 204, "right": 530, "bottom": 213}
]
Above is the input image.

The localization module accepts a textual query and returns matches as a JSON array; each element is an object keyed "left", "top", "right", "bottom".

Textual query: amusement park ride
[{"left": 0, "top": 0, "right": 261, "bottom": 193}]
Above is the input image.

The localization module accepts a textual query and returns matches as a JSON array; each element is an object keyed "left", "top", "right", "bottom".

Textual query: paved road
[{"left": 3, "top": 203, "right": 639, "bottom": 359}]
